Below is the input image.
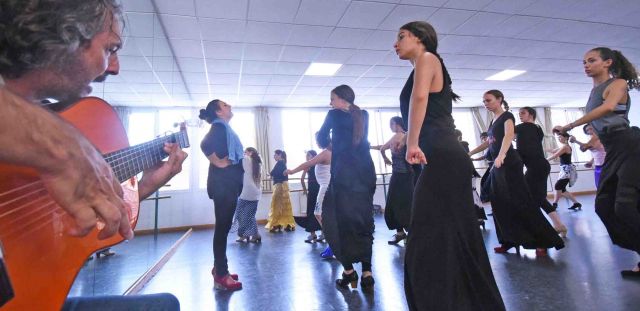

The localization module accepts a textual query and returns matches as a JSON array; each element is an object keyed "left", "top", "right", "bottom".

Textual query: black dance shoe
[
  {"left": 361, "top": 274, "right": 375, "bottom": 290},
  {"left": 621, "top": 262, "right": 640, "bottom": 277},
  {"left": 569, "top": 203, "right": 582, "bottom": 211},
  {"left": 387, "top": 232, "right": 407, "bottom": 245},
  {"left": 336, "top": 270, "right": 359, "bottom": 289}
]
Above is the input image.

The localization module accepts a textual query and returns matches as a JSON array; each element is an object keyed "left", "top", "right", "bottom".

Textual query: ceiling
[{"left": 91, "top": 0, "right": 640, "bottom": 108}]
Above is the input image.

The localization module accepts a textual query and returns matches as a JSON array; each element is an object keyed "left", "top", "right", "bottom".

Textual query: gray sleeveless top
[
  {"left": 391, "top": 145, "right": 411, "bottom": 174},
  {"left": 585, "top": 78, "right": 630, "bottom": 136}
]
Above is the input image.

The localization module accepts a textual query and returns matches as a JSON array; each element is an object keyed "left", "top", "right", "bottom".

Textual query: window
[
  {"left": 197, "top": 109, "right": 256, "bottom": 189},
  {"left": 452, "top": 109, "right": 479, "bottom": 149},
  {"left": 159, "top": 109, "right": 192, "bottom": 191},
  {"left": 550, "top": 108, "right": 591, "bottom": 163}
]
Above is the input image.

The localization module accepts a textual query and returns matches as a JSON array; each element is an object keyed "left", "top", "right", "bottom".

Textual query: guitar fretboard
[{"left": 103, "top": 130, "right": 189, "bottom": 183}]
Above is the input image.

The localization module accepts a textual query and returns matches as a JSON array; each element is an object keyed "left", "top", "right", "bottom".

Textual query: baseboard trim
[{"left": 135, "top": 219, "right": 269, "bottom": 235}]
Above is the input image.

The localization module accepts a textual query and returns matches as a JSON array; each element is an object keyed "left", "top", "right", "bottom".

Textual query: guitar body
[{"left": 0, "top": 97, "right": 139, "bottom": 310}]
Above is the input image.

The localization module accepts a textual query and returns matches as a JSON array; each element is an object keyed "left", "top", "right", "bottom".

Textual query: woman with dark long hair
[
  {"left": 469, "top": 90, "right": 564, "bottom": 257},
  {"left": 395, "top": 21, "right": 504, "bottom": 310},
  {"left": 265, "top": 150, "right": 295, "bottom": 232},
  {"left": 199, "top": 99, "right": 243, "bottom": 291},
  {"left": 516, "top": 107, "right": 568, "bottom": 236},
  {"left": 557, "top": 47, "right": 640, "bottom": 276},
  {"left": 287, "top": 148, "right": 331, "bottom": 243},
  {"left": 234, "top": 147, "right": 262, "bottom": 243},
  {"left": 372, "top": 116, "right": 415, "bottom": 244},
  {"left": 317, "top": 84, "right": 376, "bottom": 290}
]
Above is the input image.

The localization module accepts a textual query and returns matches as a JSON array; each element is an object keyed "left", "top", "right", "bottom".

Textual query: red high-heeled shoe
[
  {"left": 214, "top": 274, "right": 242, "bottom": 291},
  {"left": 211, "top": 267, "right": 238, "bottom": 281},
  {"left": 535, "top": 248, "right": 548, "bottom": 257},
  {"left": 494, "top": 245, "right": 520, "bottom": 255}
]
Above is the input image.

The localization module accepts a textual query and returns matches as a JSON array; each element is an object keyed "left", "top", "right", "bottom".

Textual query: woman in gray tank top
[{"left": 557, "top": 47, "right": 640, "bottom": 277}]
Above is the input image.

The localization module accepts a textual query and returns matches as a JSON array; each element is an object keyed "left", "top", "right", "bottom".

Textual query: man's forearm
[{"left": 0, "top": 88, "right": 83, "bottom": 173}]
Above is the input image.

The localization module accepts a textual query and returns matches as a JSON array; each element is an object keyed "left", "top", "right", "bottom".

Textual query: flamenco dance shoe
[
  {"left": 212, "top": 267, "right": 238, "bottom": 281},
  {"left": 214, "top": 274, "right": 242, "bottom": 291},
  {"left": 336, "top": 270, "right": 359, "bottom": 289},
  {"left": 321, "top": 246, "right": 334, "bottom": 259},
  {"left": 96, "top": 249, "right": 115, "bottom": 258},
  {"left": 569, "top": 203, "right": 582, "bottom": 211},
  {"left": 248, "top": 235, "right": 262, "bottom": 243},
  {"left": 236, "top": 236, "right": 249, "bottom": 243},
  {"left": 535, "top": 248, "right": 549, "bottom": 257},
  {"left": 284, "top": 225, "right": 295, "bottom": 232},
  {"left": 316, "top": 234, "right": 325, "bottom": 242},
  {"left": 621, "top": 262, "right": 640, "bottom": 277},
  {"left": 478, "top": 219, "right": 486, "bottom": 230},
  {"left": 361, "top": 275, "right": 375, "bottom": 291},
  {"left": 555, "top": 226, "right": 568, "bottom": 238},
  {"left": 494, "top": 245, "right": 520, "bottom": 255},
  {"left": 387, "top": 232, "right": 407, "bottom": 245},
  {"left": 305, "top": 234, "right": 318, "bottom": 243}
]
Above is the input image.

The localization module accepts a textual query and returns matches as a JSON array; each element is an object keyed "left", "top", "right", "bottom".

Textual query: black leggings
[
  {"left": 555, "top": 178, "right": 570, "bottom": 193},
  {"left": 211, "top": 175, "right": 243, "bottom": 277}
]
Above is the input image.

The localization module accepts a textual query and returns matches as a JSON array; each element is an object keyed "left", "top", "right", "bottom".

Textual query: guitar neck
[{"left": 103, "top": 130, "right": 189, "bottom": 183}]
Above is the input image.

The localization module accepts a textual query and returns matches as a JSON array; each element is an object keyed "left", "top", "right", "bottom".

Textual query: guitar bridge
[{"left": 0, "top": 241, "right": 14, "bottom": 306}]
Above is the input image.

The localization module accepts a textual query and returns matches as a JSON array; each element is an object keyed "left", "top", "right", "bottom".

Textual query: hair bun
[{"left": 198, "top": 109, "right": 207, "bottom": 120}]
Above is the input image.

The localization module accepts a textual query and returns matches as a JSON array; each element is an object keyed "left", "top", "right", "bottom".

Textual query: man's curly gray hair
[{"left": 0, "top": 0, "right": 123, "bottom": 79}]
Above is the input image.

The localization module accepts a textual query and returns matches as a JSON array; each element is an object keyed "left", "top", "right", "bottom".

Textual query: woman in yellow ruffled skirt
[{"left": 265, "top": 150, "right": 296, "bottom": 232}]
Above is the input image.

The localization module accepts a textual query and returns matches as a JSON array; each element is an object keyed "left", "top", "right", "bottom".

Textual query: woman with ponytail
[
  {"left": 557, "top": 47, "right": 640, "bottom": 276},
  {"left": 234, "top": 147, "right": 262, "bottom": 243},
  {"left": 265, "top": 149, "right": 296, "bottom": 232},
  {"left": 317, "top": 84, "right": 377, "bottom": 291},
  {"left": 469, "top": 90, "right": 564, "bottom": 258},
  {"left": 395, "top": 21, "right": 504, "bottom": 310},
  {"left": 199, "top": 99, "right": 244, "bottom": 291}
]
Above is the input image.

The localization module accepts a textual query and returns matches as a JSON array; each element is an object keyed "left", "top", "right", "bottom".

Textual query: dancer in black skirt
[
  {"left": 372, "top": 116, "right": 414, "bottom": 245},
  {"left": 557, "top": 47, "right": 640, "bottom": 276},
  {"left": 469, "top": 90, "right": 564, "bottom": 257},
  {"left": 317, "top": 84, "right": 376, "bottom": 290},
  {"left": 289, "top": 150, "right": 322, "bottom": 242},
  {"left": 516, "top": 107, "right": 568, "bottom": 237},
  {"left": 395, "top": 21, "right": 504, "bottom": 311}
]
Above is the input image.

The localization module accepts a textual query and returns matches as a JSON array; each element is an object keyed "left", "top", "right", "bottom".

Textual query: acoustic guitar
[{"left": 0, "top": 97, "right": 189, "bottom": 310}]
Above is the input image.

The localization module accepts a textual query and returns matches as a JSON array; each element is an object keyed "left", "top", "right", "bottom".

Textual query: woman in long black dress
[
  {"left": 469, "top": 90, "right": 565, "bottom": 257},
  {"left": 394, "top": 21, "right": 504, "bottom": 311},
  {"left": 199, "top": 99, "right": 243, "bottom": 291},
  {"left": 373, "top": 116, "right": 414, "bottom": 244},
  {"left": 516, "top": 107, "right": 568, "bottom": 237},
  {"left": 317, "top": 84, "right": 376, "bottom": 290},
  {"left": 557, "top": 47, "right": 640, "bottom": 276}
]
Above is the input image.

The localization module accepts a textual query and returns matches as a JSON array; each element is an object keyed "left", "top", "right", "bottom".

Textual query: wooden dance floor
[{"left": 70, "top": 194, "right": 640, "bottom": 310}]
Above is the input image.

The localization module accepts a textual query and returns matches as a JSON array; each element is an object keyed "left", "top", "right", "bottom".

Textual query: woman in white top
[
  {"left": 285, "top": 144, "right": 332, "bottom": 243},
  {"left": 570, "top": 124, "right": 606, "bottom": 187},
  {"left": 235, "top": 147, "right": 262, "bottom": 243}
]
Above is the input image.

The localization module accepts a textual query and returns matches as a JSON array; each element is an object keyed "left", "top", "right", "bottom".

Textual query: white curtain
[
  {"left": 255, "top": 107, "right": 271, "bottom": 192},
  {"left": 543, "top": 107, "right": 558, "bottom": 154}
]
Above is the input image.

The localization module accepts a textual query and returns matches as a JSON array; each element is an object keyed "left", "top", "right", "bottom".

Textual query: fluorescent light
[
  {"left": 485, "top": 69, "right": 526, "bottom": 81},
  {"left": 304, "top": 63, "right": 342, "bottom": 76}
]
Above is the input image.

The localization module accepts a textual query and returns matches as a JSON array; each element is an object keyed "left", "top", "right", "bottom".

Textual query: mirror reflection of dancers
[
  {"left": 469, "top": 90, "right": 564, "bottom": 257},
  {"left": 317, "top": 85, "right": 376, "bottom": 290},
  {"left": 547, "top": 131, "right": 582, "bottom": 211},
  {"left": 286, "top": 145, "right": 332, "bottom": 243},
  {"left": 516, "top": 107, "right": 569, "bottom": 237},
  {"left": 200, "top": 99, "right": 244, "bottom": 291},
  {"left": 395, "top": 21, "right": 505, "bottom": 310},
  {"left": 371, "top": 116, "right": 415, "bottom": 245},
  {"left": 265, "top": 150, "right": 296, "bottom": 233},
  {"left": 556, "top": 47, "right": 640, "bottom": 277},
  {"left": 570, "top": 124, "right": 606, "bottom": 187}
]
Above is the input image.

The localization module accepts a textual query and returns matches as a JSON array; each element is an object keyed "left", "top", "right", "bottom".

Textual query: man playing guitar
[{"left": 0, "top": 0, "right": 187, "bottom": 309}]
